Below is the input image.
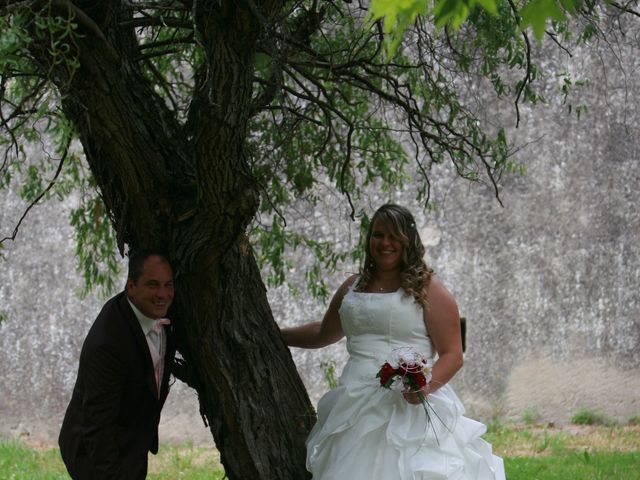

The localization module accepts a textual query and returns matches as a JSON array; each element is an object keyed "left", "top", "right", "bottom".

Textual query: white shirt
[
  {"left": 127, "top": 298, "right": 166, "bottom": 395},
  {"left": 127, "top": 298, "right": 157, "bottom": 340}
]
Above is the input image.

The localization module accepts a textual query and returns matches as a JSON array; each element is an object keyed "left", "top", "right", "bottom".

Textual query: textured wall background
[{"left": 1, "top": 34, "right": 639, "bottom": 446}]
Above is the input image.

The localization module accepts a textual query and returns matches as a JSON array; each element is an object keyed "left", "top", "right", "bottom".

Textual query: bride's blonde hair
[{"left": 356, "top": 204, "right": 433, "bottom": 307}]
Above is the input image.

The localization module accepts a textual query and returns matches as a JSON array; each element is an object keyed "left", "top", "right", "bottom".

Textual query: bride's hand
[{"left": 402, "top": 385, "right": 429, "bottom": 405}]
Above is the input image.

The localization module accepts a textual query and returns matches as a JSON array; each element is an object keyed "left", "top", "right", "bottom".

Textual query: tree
[{"left": 1, "top": 1, "right": 637, "bottom": 478}]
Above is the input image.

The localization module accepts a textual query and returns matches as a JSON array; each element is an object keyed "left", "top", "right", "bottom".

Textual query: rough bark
[
  {"left": 175, "top": 237, "right": 315, "bottom": 478},
  {"left": 25, "top": 1, "right": 315, "bottom": 478}
]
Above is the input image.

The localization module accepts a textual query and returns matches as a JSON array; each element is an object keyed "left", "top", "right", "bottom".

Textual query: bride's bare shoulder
[
  {"left": 338, "top": 274, "right": 360, "bottom": 294},
  {"left": 424, "top": 275, "right": 458, "bottom": 312}
]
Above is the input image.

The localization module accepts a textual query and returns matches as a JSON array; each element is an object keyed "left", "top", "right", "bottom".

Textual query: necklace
[
  {"left": 375, "top": 282, "right": 398, "bottom": 292},
  {"left": 371, "top": 274, "right": 400, "bottom": 293}
]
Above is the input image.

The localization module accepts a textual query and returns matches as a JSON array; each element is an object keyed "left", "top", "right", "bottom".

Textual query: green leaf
[
  {"left": 369, "top": 0, "right": 430, "bottom": 57},
  {"left": 519, "top": 0, "right": 567, "bottom": 41},
  {"left": 558, "top": 0, "right": 578, "bottom": 11},
  {"left": 369, "top": 0, "right": 498, "bottom": 57},
  {"left": 434, "top": 0, "right": 470, "bottom": 29},
  {"left": 476, "top": 0, "right": 498, "bottom": 15}
]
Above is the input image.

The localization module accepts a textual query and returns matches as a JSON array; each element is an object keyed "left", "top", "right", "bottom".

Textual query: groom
[{"left": 59, "top": 250, "right": 176, "bottom": 479}]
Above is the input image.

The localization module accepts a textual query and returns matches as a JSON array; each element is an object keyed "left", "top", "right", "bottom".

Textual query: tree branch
[
  {"left": 545, "top": 30, "right": 573, "bottom": 57},
  {"left": 119, "top": 16, "right": 192, "bottom": 29},
  {"left": 610, "top": 1, "right": 640, "bottom": 17},
  {"left": 279, "top": 27, "right": 507, "bottom": 206},
  {"left": 48, "top": 0, "right": 119, "bottom": 62},
  {"left": 0, "top": 78, "right": 49, "bottom": 170},
  {"left": 143, "top": 58, "right": 181, "bottom": 113},
  {"left": 507, "top": 0, "right": 532, "bottom": 128},
  {"left": 123, "top": 0, "right": 189, "bottom": 12},
  {"left": 0, "top": 138, "right": 70, "bottom": 245},
  {"left": 247, "top": 0, "right": 284, "bottom": 115},
  {"left": 338, "top": 123, "right": 356, "bottom": 220},
  {"left": 138, "top": 33, "right": 194, "bottom": 51}
]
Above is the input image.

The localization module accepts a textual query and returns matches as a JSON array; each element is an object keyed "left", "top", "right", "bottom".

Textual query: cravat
[{"left": 146, "top": 318, "right": 170, "bottom": 396}]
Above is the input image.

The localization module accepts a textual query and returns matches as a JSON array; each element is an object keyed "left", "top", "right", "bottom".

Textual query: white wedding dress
[{"left": 306, "top": 287, "right": 506, "bottom": 479}]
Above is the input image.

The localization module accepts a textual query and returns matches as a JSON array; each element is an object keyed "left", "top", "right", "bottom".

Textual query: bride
[{"left": 281, "top": 203, "right": 505, "bottom": 479}]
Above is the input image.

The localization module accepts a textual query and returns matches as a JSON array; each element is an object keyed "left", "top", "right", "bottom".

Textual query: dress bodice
[{"left": 338, "top": 288, "right": 434, "bottom": 385}]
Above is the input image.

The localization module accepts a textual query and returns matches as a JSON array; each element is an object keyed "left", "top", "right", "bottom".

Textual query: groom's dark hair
[{"left": 127, "top": 249, "right": 172, "bottom": 284}]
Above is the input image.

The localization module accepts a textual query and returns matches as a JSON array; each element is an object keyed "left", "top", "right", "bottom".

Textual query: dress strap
[{"left": 347, "top": 274, "right": 361, "bottom": 292}]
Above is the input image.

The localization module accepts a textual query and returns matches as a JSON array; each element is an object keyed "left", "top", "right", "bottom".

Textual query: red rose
[
  {"left": 412, "top": 371, "right": 427, "bottom": 388},
  {"left": 377, "top": 362, "right": 398, "bottom": 387}
]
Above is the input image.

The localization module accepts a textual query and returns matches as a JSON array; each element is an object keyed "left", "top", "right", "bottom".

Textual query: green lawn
[
  {"left": 0, "top": 441, "right": 225, "bottom": 479},
  {"left": 506, "top": 452, "right": 639, "bottom": 479},
  {"left": 485, "top": 423, "right": 640, "bottom": 479},
  {"left": 1, "top": 424, "right": 638, "bottom": 479}
]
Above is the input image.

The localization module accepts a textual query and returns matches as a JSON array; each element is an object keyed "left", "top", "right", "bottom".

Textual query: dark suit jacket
[{"left": 59, "top": 291, "right": 174, "bottom": 480}]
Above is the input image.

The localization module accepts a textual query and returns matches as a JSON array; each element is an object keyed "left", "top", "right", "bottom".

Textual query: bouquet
[
  {"left": 376, "top": 347, "right": 447, "bottom": 443},
  {"left": 377, "top": 346, "right": 432, "bottom": 394}
]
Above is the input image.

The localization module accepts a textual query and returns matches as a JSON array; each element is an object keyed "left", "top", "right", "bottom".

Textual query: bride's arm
[
  {"left": 405, "top": 276, "right": 463, "bottom": 404},
  {"left": 422, "top": 276, "right": 464, "bottom": 393},
  {"left": 280, "top": 276, "right": 355, "bottom": 349}
]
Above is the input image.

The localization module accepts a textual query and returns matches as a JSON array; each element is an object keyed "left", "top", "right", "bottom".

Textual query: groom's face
[{"left": 126, "top": 255, "right": 175, "bottom": 319}]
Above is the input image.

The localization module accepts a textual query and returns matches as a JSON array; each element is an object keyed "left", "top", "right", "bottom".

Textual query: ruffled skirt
[{"left": 306, "top": 383, "right": 505, "bottom": 479}]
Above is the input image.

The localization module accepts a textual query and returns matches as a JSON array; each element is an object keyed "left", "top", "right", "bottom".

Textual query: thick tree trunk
[
  {"left": 175, "top": 237, "right": 315, "bottom": 478},
  {"left": 28, "top": 2, "right": 315, "bottom": 478}
]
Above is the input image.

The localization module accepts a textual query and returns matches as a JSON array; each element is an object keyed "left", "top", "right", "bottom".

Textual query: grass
[
  {"left": 2, "top": 424, "right": 639, "bottom": 479},
  {"left": 0, "top": 441, "right": 224, "bottom": 479},
  {"left": 521, "top": 408, "right": 540, "bottom": 425},
  {"left": 506, "top": 451, "right": 639, "bottom": 479},
  {"left": 147, "top": 442, "right": 224, "bottom": 479},
  {"left": 484, "top": 422, "right": 640, "bottom": 479},
  {"left": 570, "top": 408, "right": 616, "bottom": 427},
  {"left": 0, "top": 440, "right": 69, "bottom": 480}
]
